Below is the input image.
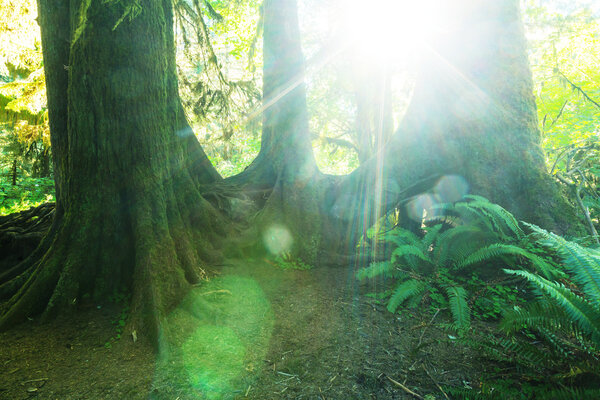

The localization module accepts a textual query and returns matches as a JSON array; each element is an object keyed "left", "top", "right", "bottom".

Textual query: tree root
[{"left": 0, "top": 203, "right": 55, "bottom": 277}]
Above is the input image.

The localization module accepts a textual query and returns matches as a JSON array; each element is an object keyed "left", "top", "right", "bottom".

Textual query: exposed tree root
[{"left": 0, "top": 203, "right": 55, "bottom": 274}]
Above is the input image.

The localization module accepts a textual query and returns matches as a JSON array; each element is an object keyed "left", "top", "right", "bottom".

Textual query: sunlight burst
[{"left": 340, "top": 0, "right": 447, "bottom": 62}]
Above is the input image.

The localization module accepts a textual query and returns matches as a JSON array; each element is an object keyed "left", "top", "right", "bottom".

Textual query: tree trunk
[
  {"left": 327, "top": 0, "right": 581, "bottom": 242},
  {"left": 354, "top": 64, "right": 394, "bottom": 164},
  {"left": 397, "top": 0, "right": 579, "bottom": 232},
  {"left": 0, "top": 0, "right": 226, "bottom": 341},
  {"left": 222, "top": 0, "right": 326, "bottom": 262}
]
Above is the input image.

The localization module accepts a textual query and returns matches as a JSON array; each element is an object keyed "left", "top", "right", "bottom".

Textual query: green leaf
[
  {"left": 445, "top": 285, "right": 470, "bottom": 329},
  {"left": 387, "top": 279, "right": 426, "bottom": 313}
]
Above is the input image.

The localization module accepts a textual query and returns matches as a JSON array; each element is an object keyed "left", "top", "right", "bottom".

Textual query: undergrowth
[
  {"left": 357, "top": 195, "right": 600, "bottom": 397},
  {"left": 0, "top": 176, "right": 54, "bottom": 215}
]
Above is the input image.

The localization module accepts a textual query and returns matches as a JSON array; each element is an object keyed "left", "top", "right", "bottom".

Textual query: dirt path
[{"left": 1, "top": 260, "right": 480, "bottom": 399}]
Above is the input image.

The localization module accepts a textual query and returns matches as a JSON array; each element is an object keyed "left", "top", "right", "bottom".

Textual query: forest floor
[{"left": 0, "top": 259, "right": 487, "bottom": 400}]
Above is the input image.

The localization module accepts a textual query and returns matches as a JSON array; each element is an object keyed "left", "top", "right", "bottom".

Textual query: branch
[
  {"left": 319, "top": 136, "right": 359, "bottom": 152},
  {"left": 557, "top": 70, "right": 600, "bottom": 110},
  {"left": 555, "top": 172, "right": 599, "bottom": 244},
  {"left": 546, "top": 99, "right": 568, "bottom": 131}
]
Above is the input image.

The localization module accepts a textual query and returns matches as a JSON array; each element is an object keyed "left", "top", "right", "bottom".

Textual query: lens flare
[
  {"left": 154, "top": 275, "right": 274, "bottom": 398},
  {"left": 406, "top": 194, "right": 436, "bottom": 221},
  {"left": 433, "top": 175, "right": 469, "bottom": 203},
  {"left": 263, "top": 225, "right": 293, "bottom": 255}
]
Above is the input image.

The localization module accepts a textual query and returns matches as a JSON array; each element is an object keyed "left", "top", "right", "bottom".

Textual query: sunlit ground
[{"left": 154, "top": 275, "right": 274, "bottom": 398}]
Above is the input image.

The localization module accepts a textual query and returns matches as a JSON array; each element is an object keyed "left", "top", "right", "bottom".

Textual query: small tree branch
[{"left": 557, "top": 70, "right": 600, "bottom": 110}]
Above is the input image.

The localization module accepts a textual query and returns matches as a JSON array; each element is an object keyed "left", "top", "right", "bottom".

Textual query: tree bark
[
  {"left": 327, "top": 0, "right": 581, "bottom": 242},
  {"left": 0, "top": 0, "right": 227, "bottom": 341}
]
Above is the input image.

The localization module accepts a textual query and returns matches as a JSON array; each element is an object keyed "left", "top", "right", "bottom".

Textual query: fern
[
  {"left": 459, "top": 243, "right": 562, "bottom": 279},
  {"left": 526, "top": 223, "right": 600, "bottom": 304},
  {"left": 504, "top": 269, "right": 600, "bottom": 346},
  {"left": 501, "top": 301, "right": 569, "bottom": 334},
  {"left": 434, "top": 225, "right": 485, "bottom": 266},
  {"left": 383, "top": 228, "right": 420, "bottom": 247},
  {"left": 422, "top": 223, "right": 443, "bottom": 250},
  {"left": 391, "top": 244, "right": 431, "bottom": 267},
  {"left": 446, "top": 285, "right": 471, "bottom": 329},
  {"left": 462, "top": 195, "right": 524, "bottom": 239},
  {"left": 387, "top": 279, "right": 425, "bottom": 313},
  {"left": 543, "top": 388, "right": 600, "bottom": 400}
]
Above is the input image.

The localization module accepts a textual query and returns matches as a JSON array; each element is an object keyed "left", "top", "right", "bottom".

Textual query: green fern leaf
[
  {"left": 383, "top": 228, "right": 420, "bottom": 247},
  {"left": 387, "top": 279, "right": 426, "bottom": 313},
  {"left": 422, "top": 223, "right": 443, "bottom": 251},
  {"left": 504, "top": 269, "right": 600, "bottom": 346},
  {"left": 459, "top": 243, "right": 562, "bottom": 279},
  {"left": 526, "top": 223, "right": 600, "bottom": 304},
  {"left": 391, "top": 244, "right": 431, "bottom": 266},
  {"left": 446, "top": 285, "right": 471, "bottom": 328},
  {"left": 434, "top": 225, "right": 485, "bottom": 266},
  {"left": 501, "top": 302, "right": 568, "bottom": 334},
  {"left": 463, "top": 195, "right": 524, "bottom": 239},
  {"left": 544, "top": 388, "right": 600, "bottom": 400}
]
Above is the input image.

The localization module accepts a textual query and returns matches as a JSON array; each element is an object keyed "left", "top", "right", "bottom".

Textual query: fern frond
[
  {"left": 543, "top": 388, "right": 600, "bottom": 400},
  {"left": 434, "top": 225, "right": 485, "bottom": 266},
  {"left": 391, "top": 244, "right": 431, "bottom": 268},
  {"left": 383, "top": 228, "right": 420, "bottom": 247},
  {"left": 387, "top": 279, "right": 426, "bottom": 313},
  {"left": 501, "top": 302, "right": 568, "bottom": 334},
  {"left": 504, "top": 269, "right": 600, "bottom": 346},
  {"left": 356, "top": 261, "right": 396, "bottom": 281},
  {"left": 422, "top": 223, "right": 443, "bottom": 251},
  {"left": 446, "top": 285, "right": 471, "bottom": 329},
  {"left": 473, "top": 334, "right": 551, "bottom": 367},
  {"left": 443, "top": 387, "right": 491, "bottom": 400},
  {"left": 462, "top": 195, "right": 524, "bottom": 239},
  {"left": 526, "top": 223, "right": 600, "bottom": 304},
  {"left": 459, "top": 244, "right": 561, "bottom": 279}
]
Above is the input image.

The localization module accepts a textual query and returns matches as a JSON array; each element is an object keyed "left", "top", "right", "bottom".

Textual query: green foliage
[
  {"left": 271, "top": 251, "right": 313, "bottom": 271},
  {"left": 0, "top": 176, "right": 54, "bottom": 215},
  {"left": 460, "top": 224, "right": 600, "bottom": 398},
  {"left": 446, "top": 285, "right": 470, "bottom": 329},
  {"left": 0, "top": 0, "right": 51, "bottom": 183},
  {"left": 357, "top": 197, "right": 538, "bottom": 330},
  {"left": 524, "top": 2, "right": 600, "bottom": 234},
  {"left": 105, "top": 291, "right": 131, "bottom": 348},
  {"left": 501, "top": 225, "right": 600, "bottom": 349},
  {"left": 175, "top": 0, "right": 263, "bottom": 177}
]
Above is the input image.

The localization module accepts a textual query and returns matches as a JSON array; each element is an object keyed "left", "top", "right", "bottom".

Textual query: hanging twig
[{"left": 557, "top": 70, "right": 600, "bottom": 110}]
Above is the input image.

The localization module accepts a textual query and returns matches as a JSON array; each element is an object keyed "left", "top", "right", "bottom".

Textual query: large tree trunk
[
  {"left": 327, "top": 0, "right": 581, "bottom": 244},
  {"left": 222, "top": 0, "right": 326, "bottom": 262},
  {"left": 0, "top": 0, "right": 226, "bottom": 340},
  {"left": 398, "top": 0, "right": 579, "bottom": 232}
]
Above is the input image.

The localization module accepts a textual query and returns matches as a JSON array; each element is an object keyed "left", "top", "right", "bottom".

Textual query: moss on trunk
[{"left": 0, "top": 0, "right": 227, "bottom": 341}]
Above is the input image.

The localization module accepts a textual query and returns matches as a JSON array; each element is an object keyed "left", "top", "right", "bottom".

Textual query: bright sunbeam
[{"left": 339, "top": 0, "right": 447, "bottom": 63}]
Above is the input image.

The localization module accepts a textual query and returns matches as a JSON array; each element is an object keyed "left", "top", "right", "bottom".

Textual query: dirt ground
[{"left": 0, "top": 259, "right": 484, "bottom": 399}]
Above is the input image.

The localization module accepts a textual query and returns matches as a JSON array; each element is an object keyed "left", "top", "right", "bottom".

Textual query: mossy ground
[{"left": 0, "top": 259, "right": 486, "bottom": 400}]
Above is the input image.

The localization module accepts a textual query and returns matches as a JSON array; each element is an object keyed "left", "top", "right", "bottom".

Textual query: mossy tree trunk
[
  {"left": 223, "top": 0, "right": 326, "bottom": 262},
  {"left": 396, "top": 0, "right": 578, "bottom": 232},
  {"left": 327, "top": 0, "right": 581, "bottom": 244},
  {"left": 0, "top": 0, "right": 226, "bottom": 340}
]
